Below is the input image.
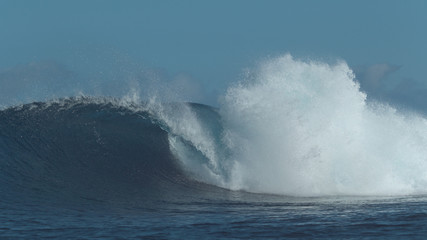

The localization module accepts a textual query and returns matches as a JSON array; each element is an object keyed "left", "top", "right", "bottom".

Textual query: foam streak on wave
[{"left": 143, "top": 97, "right": 233, "bottom": 187}]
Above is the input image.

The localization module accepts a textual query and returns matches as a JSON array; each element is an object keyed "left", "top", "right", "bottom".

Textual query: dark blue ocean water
[
  {"left": 1, "top": 98, "right": 427, "bottom": 239},
  {"left": 2, "top": 194, "right": 427, "bottom": 239}
]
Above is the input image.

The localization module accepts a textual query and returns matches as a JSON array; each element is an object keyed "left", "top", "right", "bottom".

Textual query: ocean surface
[{"left": 2, "top": 55, "right": 427, "bottom": 239}]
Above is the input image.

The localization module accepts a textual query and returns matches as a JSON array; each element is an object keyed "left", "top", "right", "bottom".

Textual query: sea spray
[
  {"left": 219, "top": 54, "right": 427, "bottom": 196},
  {"left": 148, "top": 54, "right": 427, "bottom": 196}
]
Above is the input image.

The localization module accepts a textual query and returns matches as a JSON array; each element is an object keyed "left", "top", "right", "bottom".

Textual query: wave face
[
  {"left": 0, "top": 98, "right": 218, "bottom": 205},
  {"left": 2, "top": 54, "right": 427, "bottom": 200}
]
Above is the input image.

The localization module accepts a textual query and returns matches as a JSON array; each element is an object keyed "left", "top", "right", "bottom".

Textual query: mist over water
[{"left": 148, "top": 54, "right": 427, "bottom": 196}]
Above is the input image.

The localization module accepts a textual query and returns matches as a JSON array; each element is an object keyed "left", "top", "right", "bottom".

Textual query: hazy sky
[{"left": 1, "top": 0, "right": 426, "bottom": 109}]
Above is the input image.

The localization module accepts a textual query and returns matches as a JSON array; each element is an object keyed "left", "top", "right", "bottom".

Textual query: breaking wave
[{"left": 1, "top": 54, "right": 427, "bottom": 201}]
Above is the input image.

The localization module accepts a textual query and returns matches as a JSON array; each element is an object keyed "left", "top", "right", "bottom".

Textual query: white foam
[
  {"left": 149, "top": 54, "right": 427, "bottom": 196},
  {"left": 219, "top": 54, "right": 427, "bottom": 196}
]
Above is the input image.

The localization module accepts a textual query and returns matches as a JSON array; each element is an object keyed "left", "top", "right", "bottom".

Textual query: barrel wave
[
  {"left": 2, "top": 54, "right": 427, "bottom": 205},
  {"left": 0, "top": 98, "right": 224, "bottom": 207}
]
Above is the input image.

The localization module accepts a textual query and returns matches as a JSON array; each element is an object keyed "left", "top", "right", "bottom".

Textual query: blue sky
[{"left": 1, "top": 0, "right": 426, "bottom": 109}]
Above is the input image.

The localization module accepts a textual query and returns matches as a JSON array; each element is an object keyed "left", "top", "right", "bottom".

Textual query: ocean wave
[
  {"left": 0, "top": 98, "right": 215, "bottom": 204},
  {"left": 2, "top": 54, "right": 427, "bottom": 200}
]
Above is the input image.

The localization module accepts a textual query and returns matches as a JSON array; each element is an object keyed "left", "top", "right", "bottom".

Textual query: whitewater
[{"left": 144, "top": 54, "right": 427, "bottom": 196}]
